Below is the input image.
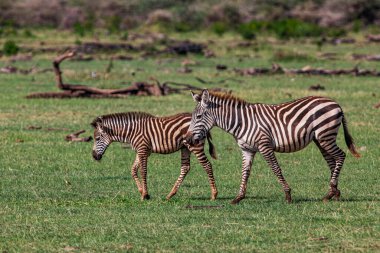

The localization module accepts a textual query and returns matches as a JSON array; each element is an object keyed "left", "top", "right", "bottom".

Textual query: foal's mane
[{"left": 91, "top": 112, "right": 155, "bottom": 127}]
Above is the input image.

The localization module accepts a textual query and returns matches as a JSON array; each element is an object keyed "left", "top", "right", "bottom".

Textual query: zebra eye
[
  {"left": 95, "top": 136, "right": 101, "bottom": 141},
  {"left": 196, "top": 114, "right": 202, "bottom": 119}
]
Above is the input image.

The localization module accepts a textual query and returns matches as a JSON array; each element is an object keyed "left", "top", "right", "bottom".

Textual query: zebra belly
[
  {"left": 151, "top": 140, "right": 182, "bottom": 154},
  {"left": 272, "top": 127, "right": 314, "bottom": 153}
]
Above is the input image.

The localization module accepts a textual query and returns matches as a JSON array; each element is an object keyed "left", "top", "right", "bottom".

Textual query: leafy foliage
[
  {"left": 211, "top": 22, "right": 228, "bottom": 36},
  {"left": 3, "top": 40, "right": 19, "bottom": 55}
]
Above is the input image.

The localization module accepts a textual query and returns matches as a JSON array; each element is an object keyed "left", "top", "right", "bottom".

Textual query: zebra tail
[
  {"left": 206, "top": 132, "right": 217, "bottom": 160},
  {"left": 342, "top": 114, "right": 361, "bottom": 158}
]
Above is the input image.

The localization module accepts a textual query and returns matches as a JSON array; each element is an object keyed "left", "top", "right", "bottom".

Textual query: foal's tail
[
  {"left": 206, "top": 132, "right": 217, "bottom": 160},
  {"left": 342, "top": 114, "right": 361, "bottom": 158}
]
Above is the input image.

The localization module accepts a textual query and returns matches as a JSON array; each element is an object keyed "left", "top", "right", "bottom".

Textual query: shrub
[
  {"left": 172, "top": 7, "right": 204, "bottom": 33},
  {"left": 73, "top": 22, "right": 86, "bottom": 37},
  {"left": 237, "top": 23, "right": 256, "bottom": 40},
  {"left": 120, "top": 31, "right": 129, "bottom": 40},
  {"left": 326, "top": 27, "right": 346, "bottom": 37},
  {"left": 3, "top": 40, "right": 19, "bottom": 56},
  {"left": 268, "top": 19, "right": 323, "bottom": 39},
  {"left": 221, "top": 4, "right": 242, "bottom": 27},
  {"left": 211, "top": 22, "right": 228, "bottom": 36},
  {"left": 106, "top": 15, "right": 122, "bottom": 34},
  {"left": 23, "top": 29, "right": 34, "bottom": 38},
  {"left": 74, "top": 39, "right": 82, "bottom": 45}
]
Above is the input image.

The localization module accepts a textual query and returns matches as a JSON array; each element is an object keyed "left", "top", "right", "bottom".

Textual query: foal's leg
[
  {"left": 259, "top": 147, "right": 292, "bottom": 203},
  {"left": 137, "top": 148, "right": 150, "bottom": 200},
  {"left": 166, "top": 147, "right": 191, "bottom": 200},
  {"left": 191, "top": 145, "right": 218, "bottom": 200},
  {"left": 131, "top": 154, "right": 143, "bottom": 194},
  {"left": 231, "top": 150, "right": 255, "bottom": 204}
]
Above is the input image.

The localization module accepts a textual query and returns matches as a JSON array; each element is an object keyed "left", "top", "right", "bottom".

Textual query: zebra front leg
[
  {"left": 192, "top": 145, "right": 218, "bottom": 200},
  {"left": 131, "top": 155, "right": 143, "bottom": 194},
  {"left": 231, "top": 150, "right": 255, "bottom": 204},
  {"left": 260, "top": 148, "right": 292, "bottom": 203},
  {"left": 167, "top": 148, "right": 191, "bottom": 200},
  {"left": 137, "top": 149, "right": 150, "bottom": 200}
]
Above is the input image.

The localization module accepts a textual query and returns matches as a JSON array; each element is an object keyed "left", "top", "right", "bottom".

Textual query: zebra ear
[
  {"left": 191, "top": 90, "right": 201, "bottom": 103},
  {"left": 90, "top": 116, "right": 103, "bottom": 128},
  {"left": 201, "top": 89, "right": 210, "bottom": 107}
]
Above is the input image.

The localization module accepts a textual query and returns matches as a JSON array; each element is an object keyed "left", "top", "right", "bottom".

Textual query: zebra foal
[
  {"left": 186, "top": 90, "right": 360, "bottom": 204},
  {"left": 91, "top": 112, "right": 217, "bottom": 200}
]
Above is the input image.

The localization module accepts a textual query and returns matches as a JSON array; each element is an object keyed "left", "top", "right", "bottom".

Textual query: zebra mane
[
  {"left": 209, "top": 91, "right": 248, "bottom": 105},
  {"left": 91, "top": 112, "right": 155, "bottom": 128}
]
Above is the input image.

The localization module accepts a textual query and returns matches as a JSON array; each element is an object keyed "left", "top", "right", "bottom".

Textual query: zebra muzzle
[
  {"left": 92, "top": 150, "right": 102, "bottom": 161},
  {"left": 185, "top": 131, "right": 194, "bottom": 145}
]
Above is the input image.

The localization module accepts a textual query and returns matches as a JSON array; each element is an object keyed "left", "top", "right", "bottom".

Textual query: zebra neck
[
  {"left": 213, "top": 102, "right": 247, "bottom": 137},
  {"left": 103, "top": 122, "right": 132, "bottom": 143}
]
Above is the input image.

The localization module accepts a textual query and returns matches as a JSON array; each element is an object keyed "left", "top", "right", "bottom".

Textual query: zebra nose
[
  {"left": 193, "top": 135, "right": 201, "bottom": 145},
  {"left": 92, "top": 150, "right": 102, "bottom": 161},
  {"left": 185, "top": 131, "right": 194, "bottom": 145}
]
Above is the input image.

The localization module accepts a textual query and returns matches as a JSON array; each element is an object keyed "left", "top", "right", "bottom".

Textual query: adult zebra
[
  {"left": 91, "top": 112, "right": 218, "bottom": 200},
  {"left": 186, "top": 90, "right": 360, "bottom": 204}
]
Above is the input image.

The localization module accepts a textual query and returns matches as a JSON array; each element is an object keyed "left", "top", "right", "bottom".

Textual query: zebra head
[
  {"left": 91, "top": 116, "right": 112, "bottom": 161},
  {"left": 187, "top": 89, "right": 214, "bottom": 145}
]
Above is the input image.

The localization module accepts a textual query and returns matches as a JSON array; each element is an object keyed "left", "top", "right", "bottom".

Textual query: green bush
[
  {"left": 211, "top": 22, "right": 228, "bottom": 36},
  {"left": 106, "top": 15, "right": 122, "bottom": 34},
  {"left": 326, "top": 27, "right": 347, "bottom": 37},
  {"left": 172, "top": 7, "right": 204, "bottom": 33},
  {"left": 268, "top": 19, "right": 323, "bottom": 39},
  {"left": 236, "top": 19, "right": 341, "bottom": 40},
  {"left": 3, "top": 40, "right": 19, "bottom": 56},
  {"left": 120, "top": 31, "right": 129, "bottom": 40},
  {"left": 173, "top": 22, "right": 192, "bottom": 32},
  {"left": 23, "top": 29, "right": 34, "bottom": 38},
  {"left": 73, "top": 22, "right": 86, "bottom": 37},
  {"left": 237, "top": 23, "right": 256, "bottom": 40}
]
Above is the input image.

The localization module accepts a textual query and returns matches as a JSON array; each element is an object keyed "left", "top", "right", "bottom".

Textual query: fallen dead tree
[
  {"left": 26, "top": 51, "right": 226, "bottom": 99},
  {"left": 234, "top": 63, "right": 380, "bottom": 77},
  {"left": 65, "top": 130, "right": 92, "bottom": 142},
  {"left": 352, "top": 54, "right": 380, "bottom": 61},
  {"left": 0, "top": 65, "right": 52, "bottom": 75},
  {"left": 366, "top": 34, "right": 380, "bottom": 43}
]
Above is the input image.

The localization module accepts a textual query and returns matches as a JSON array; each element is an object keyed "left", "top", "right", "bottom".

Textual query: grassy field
[{"left": 1, "top": 30, "right": 379, "bottom": 252}]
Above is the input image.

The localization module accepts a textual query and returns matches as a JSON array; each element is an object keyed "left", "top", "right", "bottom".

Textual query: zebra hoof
[
  {"left": 231, "top": 197, "right": 242, "bottom": 205},
  {"left": 333, "top": 190, "right": 341, "bottom": 201},
  {"left": 141, "top": 194, "right": 150, "bottom": 200},
  {"left": 323, "top": 194, "right": 333, "bottom": 202},
  {"left": 285, "top": 190, "right": 292, "bottom": 203},
  {"left": 166, "top": 193, "right": 175, "bottom": 200},
  {"left": 211, "top": 191, "right": 218, "bottom": 200}
]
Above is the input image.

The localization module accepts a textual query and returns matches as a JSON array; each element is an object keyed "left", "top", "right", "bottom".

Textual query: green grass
[{"left": 1, "top": 30, "right": 379, "bottom": 252}]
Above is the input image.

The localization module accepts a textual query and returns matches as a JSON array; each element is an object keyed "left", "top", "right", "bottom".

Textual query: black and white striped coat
[
  {"left": 91, "top": 112, "right": 217, "bottom": 200},
  {"left": 187, "top": 90, "right": 360, "bottom": 204}
]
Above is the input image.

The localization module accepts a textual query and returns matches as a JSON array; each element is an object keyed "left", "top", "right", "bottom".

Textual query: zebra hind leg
[
  {"left": 314, "top": 140, "right": 341, "bottom": 201},
  {"left": 131, "top": 155, "right": 143, "bottom": 194},
  {"left": 166, "top": 148, "right": 191, "bottom": 200},
  {"left": 317, "top": 140, "right": 346, "bottom": 202},
  {"left": 260, "top": 148, "right": 292, "bottom": 203},
  {"left": 138, "top": 150, "right": 150, "bottom": 200}
]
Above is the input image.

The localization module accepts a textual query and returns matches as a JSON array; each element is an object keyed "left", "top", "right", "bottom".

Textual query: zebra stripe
[
  {"left": 91, "top": 112, "right": 217, "bottom": 200},
  {"left": 188, "top": 90, "right": 360, "bottom": 204}
]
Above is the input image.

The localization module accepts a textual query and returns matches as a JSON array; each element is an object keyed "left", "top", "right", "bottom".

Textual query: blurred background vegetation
[{"left": 0, "top": 0, "right": 379, "bottom": 42}]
